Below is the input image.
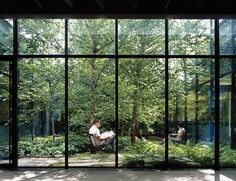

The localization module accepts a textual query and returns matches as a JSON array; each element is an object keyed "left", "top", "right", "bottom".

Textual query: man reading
[{"left": 89, "top": 117, "right": 116, "bottom": 151}]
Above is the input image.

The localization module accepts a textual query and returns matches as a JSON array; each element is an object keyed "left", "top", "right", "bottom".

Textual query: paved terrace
[{"left": 0, "top": 169, "right": 235, "bottom": 181}]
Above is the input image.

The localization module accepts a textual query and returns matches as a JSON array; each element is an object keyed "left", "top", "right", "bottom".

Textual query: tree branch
[{"left": 95, "top": 59, "right": 112, "bottom": 86}]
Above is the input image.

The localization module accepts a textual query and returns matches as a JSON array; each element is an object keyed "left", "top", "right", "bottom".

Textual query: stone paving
[
  {"left": 1, "top": 154, "right": 202, "bottom": 167},
  {"left": 0, "top": 169, "right": 235, "bottom": 181},
  {"left": 16, "top": 156, "right": 116, "bottom": 167},
  {"left": 9, "top": 154, "right": 122, "bottom": 167}
]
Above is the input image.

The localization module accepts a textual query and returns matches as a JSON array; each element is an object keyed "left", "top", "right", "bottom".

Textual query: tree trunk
[
  {"left": 51, "top": 117, "right": 55, "bottom": 141},
  {"left": 29, "top": 101, "right": 34, "bottom": 140},
  {"left": 90, "top": 58, "right": 97, "bottom": 121},
  {"left": 184, "top": 61, "right": 188, "bottom": 138},
  {"left": 130, "top": 61, "right": 143, "bottom": 144},
  {"left": 130, "top": 90, "right": 141, "bottom": 144},
  {"left": 89, "top": 35, "right": 98, "bottom": 122},
  {"left": 45, "top": 110, "right": 50, "bottom": 136},
  {"left": 48, "top": 81, "right": 55, "bottom": 141},
  {"left": 120, "top": 114, "right": 124, "bottom": 137},
  {"left": 40, "top": 111, "right": 44, "bottom": 136}
]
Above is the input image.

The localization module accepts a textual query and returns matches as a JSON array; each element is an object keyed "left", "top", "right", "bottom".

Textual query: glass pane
[
  {"left": 0, "top": 61, "right": 11, "bottom": 164},
  {"left": 119, "top": 58, "right": 165, "bottom": 168},
  {"left": 169, "top": 58, "right": 214, "bottom": 168},
  {"left": 18, "top": 58, "right": 65, "bottom": 167},
  {"left": 68, "top": 58, "right": 115, "bottom": 167},
  {"left": 18, "top": 19, "right": 65, "bottom": 55},
  {"left": 69, "top": 19, "right": 115, "bottom": 55},
  {"left": 220, "top": 20, "right": 236, "bottom": 55},
  {"left": 220, "top": 59, "right": 236, "bottom": 167},
  {"left": 169, "top": 20, "right": 214, "bottom": 55},
  {"left": 119, "top": 19, "right": 165, "bottom": 55},
  {"left": 0, "top": 19, "right": 13, "bottom": 55}
]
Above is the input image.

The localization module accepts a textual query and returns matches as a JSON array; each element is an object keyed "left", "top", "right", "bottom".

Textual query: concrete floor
[{"left": 0, "top": 169, "right": 235, "bottom": 181}]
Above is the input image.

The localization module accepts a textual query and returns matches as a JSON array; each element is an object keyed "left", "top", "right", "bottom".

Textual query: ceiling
[{"left": 0, "top": 0, "right": 235, "bottom": 18}]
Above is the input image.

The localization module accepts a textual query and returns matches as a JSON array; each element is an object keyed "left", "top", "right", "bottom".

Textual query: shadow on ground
[{"left": 0, "top": 168, "right": 236, "bottom": 181}]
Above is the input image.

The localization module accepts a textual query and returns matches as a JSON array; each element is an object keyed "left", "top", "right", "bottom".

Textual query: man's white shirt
[{"left": 89, "top": 125, "right": 103, "bottom": 146}]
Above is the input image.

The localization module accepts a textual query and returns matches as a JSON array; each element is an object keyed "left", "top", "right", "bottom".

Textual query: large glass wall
[
  {"left": 0, "top": 19, "right": 12, "bottom": 166},
  {"left": 169, "top": 58, "right": 214, "bottom": 168},
  {"left": 69, "top": 19, "right": 115, "bottom": 55},
  {"left": 18, "top": 19, "right": 65, "bottom": 55},
  {"left": 68, "top": 19, "right": 116, "bottom": 167},
  {"left": 118, "top": 58, "right": 165, "bottom": 168},
  {"left": 18, "top": 58, "right": 65, "bottom": 167},
  {"left": 0, "top": 61, "right": 11, "bottom": 165},
  {"left": 168, "top": 19, "right": 215, "bottom": 168},
  {"left": 219, "top": 20, "right": 236, "bottom": 55},
  {"left": 68, "top": 58, "right": 115, "bottom": 167},
  {"left": 17, "top": 19, "right": 66, "bottom": 167},
  {"left": 118, "top": 19, "right": 165, "bottom": 168},
  {"left": 219, "top": 19, "right": 236, "bottom": 167},
  {"left": 1, "top": 18, "right": 236, "bottom": 169},
  {"left": 118, "top": 19, "right": 165, "bottom": 55},
  {"left": 169, "top": 19, "right": 214, "bottom": 55},
  {"left": 0, "top": 19, "right": 13, "bottom": 55}
]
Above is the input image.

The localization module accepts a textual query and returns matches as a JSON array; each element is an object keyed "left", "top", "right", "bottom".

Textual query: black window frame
[{"left": 1, "top": 15, "right": 236, "bottom": 170}]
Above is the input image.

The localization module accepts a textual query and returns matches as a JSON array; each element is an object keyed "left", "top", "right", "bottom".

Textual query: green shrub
[
  {"left": 169, "top": 144, "right": 214, "bottom": 167},
  {"left": 122, "top": 138, "right": 165, "bottom": 167},
  {"left": 220, "top": 145, "right": 236, "bottom": 167},
  {"left": 124, "top": 138, "right": 165, "bottom": 155},
  {"left": 122, "top": 153, "right": 164, "bottom": 167},
  {"left": 6, "top": 135, "right": 236, "bottom": 167},
  {"left": 122, "top": 138, "right": 214, "bottom": 167},
  {"left": 19, "top": 140, "right": 33, "bottom": 157},
  {"left": 0, "top": 145, "right": 9, "bottom": 159},
  {"left": 118, "top": 136, "right": 131, "bottom": 151},
  {"left": 68, "top": 133, "right": 90, "bottom": 154},
  {"left": 19, "top": 136, "right": 65, "bottom": 157},
  {"left": 18, "top": 133, "right": 114, "bottom": 158}
]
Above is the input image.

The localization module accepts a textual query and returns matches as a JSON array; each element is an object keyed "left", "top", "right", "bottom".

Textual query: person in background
[
  {"left": 168, "top": 122, "right": 186, "bottom": 144},
  {"left": 89, "top": 117, "right": 116, "bottom": 151},
  {"left": 162, "top": 122, "right": 186, "bottom": 145}
]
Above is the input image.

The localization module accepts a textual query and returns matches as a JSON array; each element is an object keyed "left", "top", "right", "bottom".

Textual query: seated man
[
  {"left": 168, "top": 122, "right": 186, "bottom": 145},
  {"left": 89, "top": 117, "right": 116, "bottom": 152}
]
